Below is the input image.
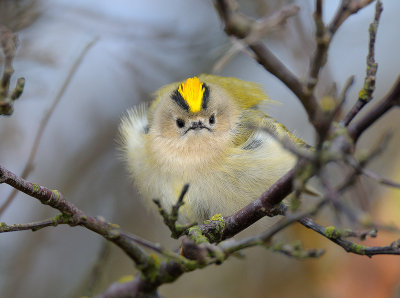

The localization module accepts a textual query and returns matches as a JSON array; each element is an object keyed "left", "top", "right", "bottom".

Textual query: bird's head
[{"left": 148, "top": 76, "right": 241, "bottom": 171}]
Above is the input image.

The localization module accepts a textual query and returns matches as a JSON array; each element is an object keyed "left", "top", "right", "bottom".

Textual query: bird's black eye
[
  {"left": 209, "top": 114, "right": 215, "bottom": 125},
  {"left": 176, "top": 118, "right": 185, "bottom": 128}
]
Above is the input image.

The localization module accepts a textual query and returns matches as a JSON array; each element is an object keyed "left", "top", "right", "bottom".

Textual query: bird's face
[{"left": 149, "top": 77, "right": 240, "bottom": 172}]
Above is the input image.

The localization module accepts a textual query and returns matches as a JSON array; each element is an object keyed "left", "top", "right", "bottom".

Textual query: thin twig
[
  {"left": 220, "top": 199, "right": 327, "bottom": 254},
  {"left": 329, "top": 0, "right": 375, "bottom": 35},
  {"left": 245, "top": 4, "right": 300, "bottom": 44},
  {"left": 0, "top": 26, "right": 24, "bottom": 115},
  {"left": 342, "top": 0, "right": 383, "bottom": 126},
  {"left": 153, "top": 184, "right": 196, "bottom": 238},
  {"left": 0, "top": 164, "right": 150, "bottom": 266},
  {"left": 214, "top": 0, "right": 322, "bottom": 127},
  {"left": 253, "top": 124, "right": 315, "bottom": 161},
  {"left": 299, "top": 217, "right": 400, "bottom": 256},
  {"left": 308, "top": 0, "right": 327, "bottom": 92},
  {"left": 347, "top": 156, "right": 400, "bottom": 189},
  {"left": 335, "top": 75, "right": 355, "bottom": 117},
  {"left": 270, "top": 241, "right": 325, "bottom": 259},
  {"left": 348, "top": 76, "right": 400, "bottom": 142},
  {"left": 0, "top": 37, "right": 98, "bottom": 216},
  {"left": 196, "top": 158, "right": 314, "bottom": 241},
  {"left": 249, "top": 42, "right": 321, "bottom": 126},
  {"left": 0, "top": 215, "right": 67, "bottom": 233},
  {"left": 212, "top": 38, "right": 255, "bottom": 74}
]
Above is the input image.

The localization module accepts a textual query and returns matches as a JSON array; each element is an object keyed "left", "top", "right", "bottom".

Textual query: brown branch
[
  {"left": 245, "top": 4, "right": 300, "bottom": 44},
  {"left": 201, "top": 0, "right": 399, "bottom": 258},
  {"left": 0, "top": 26, "right": 24, "bottom": 115},
  {"left": 97, "top": 276, "right": 154, "bottom": 298},
  {"left": 0, "top": 164, "right": 150, "bottom": 266},
  {"left": 198, "top": 122, "right": 392, "bottom": 245},
  {"left": 0, "top": 216, "right": 67, "bottom": 232},
  {"left": 0, "top": 37, "right": 98, "bottom": 216},
  {"left": 347, "top": 156, "right": 400, "bottom": 189},
  {"left": 348, "top": 76, "right": 400, "bottom": 142},
  {"left": 214, "top": 0, "right": 322, "bottom": 128},
  {"left": 222, "top": 167, "right": 295, "bottom": 239},
  {"left": 197, "top": 160, "right": 309, "bottom": 241},
  {"left": 329, "top": 0, "right": 375, "bottom": 35},
  {"left": 299, "top": 217, "right": 400, "bottom": 256},
  {"left": 0, "top": 164, "right": 204, "bottom": 298},
  {"left": 153, "top": 184, "right": 196, "bottom": 239},
  {"left": 270, "top": 242, "right": 324, "bottom": 259},
  {"left": 342, "top": 0, "right": 383, "bottom": 125},
  {"left": 220, "top": 199, "right": 327, "bottom": 254},
  {"left": 361, "top": 168, "right": 400, "bottom": 189},
  {"left": 308, "top": 0, "right": 327, "bottom": 92},
  {"left": 337, "top": 76, "right": 355, "bottom": 111},
  {"left": 249, "top": 43, "right": 320, "bottom": 121}
]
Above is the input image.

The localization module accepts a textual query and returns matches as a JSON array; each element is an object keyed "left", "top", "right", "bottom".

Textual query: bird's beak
[
  {"left": 190, "top": 121, "right": 206, "bottom": 130},
  {"left": 185, "top": 121, "right": 211, "bottom": 134}
]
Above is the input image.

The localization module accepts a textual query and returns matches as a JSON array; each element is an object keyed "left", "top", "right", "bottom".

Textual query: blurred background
[{"left": 0, "top": 0, "right": 399, "bottom": 297}]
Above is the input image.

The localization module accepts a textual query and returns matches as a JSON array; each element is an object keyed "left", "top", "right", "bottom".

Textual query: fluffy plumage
[{"left": 119, "top": 74, "right": 303, "bottom": 223}]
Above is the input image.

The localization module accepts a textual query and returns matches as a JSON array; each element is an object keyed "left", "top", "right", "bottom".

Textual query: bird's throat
[{"left": 148, "top": 133, "right": 230, "bottom": 176}]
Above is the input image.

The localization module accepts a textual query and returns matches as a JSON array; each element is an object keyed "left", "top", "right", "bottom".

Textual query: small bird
[{"left": 119, "top": 75, "right": 305, "bottom": 224}]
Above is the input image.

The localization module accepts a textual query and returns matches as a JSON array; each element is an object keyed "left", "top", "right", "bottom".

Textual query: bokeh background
[{"left": 0, "top": 0, "right": 400, "bottom": 297}]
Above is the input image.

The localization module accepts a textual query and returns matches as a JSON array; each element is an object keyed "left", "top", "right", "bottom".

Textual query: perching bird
[{"left": 119, "top": 74, "right": 305, "bottom": 224}]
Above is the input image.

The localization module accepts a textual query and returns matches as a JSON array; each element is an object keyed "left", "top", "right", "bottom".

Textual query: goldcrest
[{"left": 119, "top": 75, "right": 305, "bottom": 224}]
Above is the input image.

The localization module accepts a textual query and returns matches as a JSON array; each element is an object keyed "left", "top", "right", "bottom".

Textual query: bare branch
[
  {"left": 348, "top": 76, "right": 400, "bottom": 142},
  {"left": 270, "top": 241, "right": 325, "bottom": 259},
  {"left": 299, "top": 217, "right": 400, "bottom": 256},
  {"left": 214, "top": 0, "right": 323, "bottom": 128},
  {"left": 0, "top": 37, "right": 98, "bottom": 216},
  {"left": 0, "top": 26, "right": 24, "bottom": 115},
  {"left": 219, "top": 165, "right": 296, "bottom": 239},
  {"left": 329, "top": 0, "right": 375, "bottom": 35},
  {"left": 347, "top": 156, "right": 400, "bottom": 189},
  {"left": 343, "top": 0, "right": 383, "bottom": 125},
  {"left": 0, "top": 215, "right": 68, "bottom": 233},
  {"left": 245, "top": 4, "right": 300, "bottom": 44},
  {"left": 337, "top": 75, "right": 355, "bottom": 110},
  {"left": 249, "top": 43, "right": 320, "bottom": 122},
  {"left": 220, "top": 199, "right": 327, "bottom": 254},
  {"left": 320, "top": 75, "right": 355, "bottom": 128},
  {"left": 308, "top": 0, "right": 327, "bottom": 92},
  {"left": 0, "top": 164, "right": 150, "bottom": 266},
  {"left": 96, "top": 276, "right": 149, "bottom": 298},
  {"left": 153, "top": 184, "right": 196, "bottom": 238}
]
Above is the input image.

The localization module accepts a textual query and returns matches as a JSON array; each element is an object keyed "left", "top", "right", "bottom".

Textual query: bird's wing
[
  {"left": 199, "top": 74, "right": 270, "bottom": 110},
  {"left": 232, "top": 109, "right": 307, "bottom": 150}
]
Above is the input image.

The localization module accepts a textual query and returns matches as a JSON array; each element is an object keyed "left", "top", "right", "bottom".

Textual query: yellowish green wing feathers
[
  {"left": 232, "top": 109, "right": 307, "bottom": 148},
  {"left": 199, "top": 74, "right": 269, "bottom": 110}
]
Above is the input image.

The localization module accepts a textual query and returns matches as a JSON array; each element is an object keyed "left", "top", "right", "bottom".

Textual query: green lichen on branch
[
  {"left": 52, "top": 213, "right": 74, "bottom": 226},
  {"left": 348, "top": 243, "right": 368, "bottom": 255},
  {"left": 51, "top": 189, "right": 61, "bottom": 200},
  {"left": 32, "top": 183, "right": 39, "bottom": 193},
  {"left": 201, "top": 213, "right": 226, "bottom": 243},
  {"left": 270, "top": 241, "right": 325, "bottom": 259},
  {"left": 187, "top": 225, "right": 209, "bottom": 245},
  {"left": 358, "top": 0, "right": 382, "bottom": 103},
  {"left": 138, "top": 254, "right": 162, "bottom": 284},
  {"left": 324, "top": 225, "right": 340, "bottom": 239},
  {"left": 324, "top": 225, "right": 377, "bottom": 241},
  {"left": 342, "top": 0, "right": 383, "bottom": 126}
]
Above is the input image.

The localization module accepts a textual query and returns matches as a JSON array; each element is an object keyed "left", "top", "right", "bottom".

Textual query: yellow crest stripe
[{"left": 178, "top": 77, "right": 205, "bottom": 113}]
